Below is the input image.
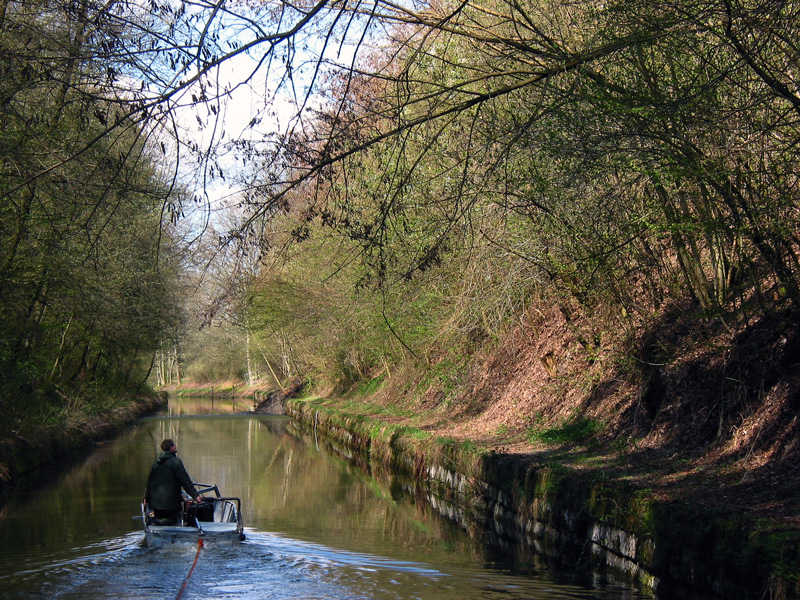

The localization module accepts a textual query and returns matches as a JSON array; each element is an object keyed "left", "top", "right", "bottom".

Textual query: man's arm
[
  {"left": 174, "top": 459, "right": 201, "bottom": 501},
  {"left": 143, "top": 468, "right": 154, "bottom": 504}
]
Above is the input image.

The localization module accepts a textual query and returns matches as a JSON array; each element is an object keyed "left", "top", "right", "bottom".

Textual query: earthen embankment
[{"left": 0, "top": 394, "right": 166, "bottom": 491}]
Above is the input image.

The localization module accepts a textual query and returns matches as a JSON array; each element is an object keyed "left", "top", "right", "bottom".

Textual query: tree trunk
[
  {"left": 172, "top": 345, "right": 182, "bottom": 386},
  {"left": 654, "top": 184, "right": 714, "bottom": 309},
  {"left": 49, "top": 313, "right": 75, "bottom": 381},
  {"left": 141, "top": 350, "right": 157, "bottom": 389},
  {"left": 0, "top": 185, "right": 36, "bottom": 302}
]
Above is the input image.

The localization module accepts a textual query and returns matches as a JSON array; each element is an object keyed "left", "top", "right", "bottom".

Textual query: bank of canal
[
  {"left": 0, "top": 394, "right": 166, "bottom": 492},
  {"left": 286, "top": 397, "right": 800, "bottom": 600}
]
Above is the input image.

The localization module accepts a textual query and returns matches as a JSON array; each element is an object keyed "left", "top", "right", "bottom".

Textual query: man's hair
[{"left": 160, "top": 439, "right": 175, "bottom": 452}]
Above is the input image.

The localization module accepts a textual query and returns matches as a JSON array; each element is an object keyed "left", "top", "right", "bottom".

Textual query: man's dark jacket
[{"left": 144, "top": 451, "right": 199, "bottom": 512}]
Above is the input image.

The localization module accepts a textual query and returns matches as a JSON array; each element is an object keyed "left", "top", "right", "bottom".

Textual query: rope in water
[{"left": 175, "top": 538, "right": 204, "bottom": 600}]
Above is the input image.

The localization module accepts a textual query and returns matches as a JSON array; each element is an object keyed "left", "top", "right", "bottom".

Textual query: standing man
[{"left": 143, "top": 438, "right": 203, "bottom": 525}]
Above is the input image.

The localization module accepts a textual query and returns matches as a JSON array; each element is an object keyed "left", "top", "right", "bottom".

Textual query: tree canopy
[
  {"left": 0, "top": 0, "right": 188, "bottom": 435},
  {"left": 227, "top": 0, "right": 800, "bottom": 383},
  {"left": 2, "top": 0, "right": 799, "bottom": 399}
]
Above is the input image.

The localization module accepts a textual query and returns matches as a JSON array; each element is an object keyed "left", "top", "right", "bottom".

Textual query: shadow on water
[{"left": 0, "top": 396, "right": 654, "bottom": 599}]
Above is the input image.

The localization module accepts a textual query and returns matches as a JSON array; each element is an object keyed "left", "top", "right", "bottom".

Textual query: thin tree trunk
[
  {"left": 245, "top": 319, "right": 254, "bottom": 385},
  {"left": 173, "top": 345, "right": 181, "bottom": 386},
  {"left": 0, "top": 0, "right": 9, "bottom": 29},
  {"left": 49, "top": 313, "right": 75, "bottom": 381},
  {"left": 654, "top": 184, "right": 713, "bottom": 309},
  {"left": 69, "top": 339, "right": 92, "bottom": 384},
  {"left": 253, "top": 337, "right": 286, "bottom": 392},
  {"left": 141, "top": 350, "right": 157, "bottom": 389},
  {"left": 89, "top": 349, "right": 102, "bottom": 381},
  {"left": 0, "top": 185, "right": 36, "bottom": 301}
]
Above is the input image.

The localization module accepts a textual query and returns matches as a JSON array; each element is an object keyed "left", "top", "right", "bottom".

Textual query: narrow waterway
[{"left": 0, "top": 397, "right": 653, "bottom": 599}]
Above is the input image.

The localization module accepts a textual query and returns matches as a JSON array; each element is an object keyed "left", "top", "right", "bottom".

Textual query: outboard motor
[{"left": 195, "top": 499, "right": 215, "bottom": 522}]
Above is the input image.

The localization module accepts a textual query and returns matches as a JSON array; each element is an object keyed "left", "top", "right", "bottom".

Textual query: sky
[{"left": 158, "top": 5, "right": 363, "bottom": 230}]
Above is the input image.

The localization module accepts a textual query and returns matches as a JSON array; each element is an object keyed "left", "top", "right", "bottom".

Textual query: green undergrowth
[
  {"left": 527, "top": 416, "right": 602, "bottom": 445},
  {"left": 352, "top": 374, "right": 387, "bottom": 396},
  {"left": 313, "top": 394, "right": 422, "bottom": 423}
]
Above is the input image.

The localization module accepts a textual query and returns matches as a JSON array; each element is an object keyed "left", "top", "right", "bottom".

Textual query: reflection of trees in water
[
  {"left": 279, "top": 420, "right": 486, "bottom": 564},
  {"left": 167, "top": 395, "right": 254, "bottom": 416},
  {"left": 0, "top": 412, "right": 645, "bottom": 598},
  {"left": 0, "top": 425, "right": 156, "bottom": 548},
  {"left": 0, "top": 414, "right": 641, "bottom": 599},
  {"left": 3, "top": 415, "right": 531, "bottom": 584}
]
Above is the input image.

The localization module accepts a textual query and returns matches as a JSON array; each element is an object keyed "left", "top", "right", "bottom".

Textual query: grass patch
[
  {"left": 354, "top": 374, "right": 386, "bottom": 396},
  {"left": 527, "top": 416, "right": 601, "bottom": 445},
  {"left": 404, "top": 428, "right": 432, "bottom": 441}
]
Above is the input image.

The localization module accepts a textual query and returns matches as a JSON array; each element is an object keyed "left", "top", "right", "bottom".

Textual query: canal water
[{"left": 0, "top": 397, "right": 653, "bottom": 599}]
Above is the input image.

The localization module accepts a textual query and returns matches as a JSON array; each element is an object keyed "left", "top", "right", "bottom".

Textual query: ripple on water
[{"left": 1, "top": 529, "right": 651, "bottom": 600}]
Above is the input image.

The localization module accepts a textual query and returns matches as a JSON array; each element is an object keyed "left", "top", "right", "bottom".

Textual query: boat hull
[
  {"left": 143, "top": 524, "right": 244, "bottom": 547},
  {"left": 141, "top": 490, "right": 245, "bottom": 546}
]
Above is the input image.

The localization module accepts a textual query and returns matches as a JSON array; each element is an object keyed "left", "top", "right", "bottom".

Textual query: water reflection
[
  {"left": 0, "top": 396, "right": 654, "bottom": 599},
  {"left": 166, "top": 395, "right": 256, "bottom": 415}
]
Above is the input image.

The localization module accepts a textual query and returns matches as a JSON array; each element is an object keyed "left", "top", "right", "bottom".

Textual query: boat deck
[
  {"left": 196, "top": 522, "right": 238, "bottom": 533},
  {"left": 141, "top": 486, "right": 244, "bottom": 545},
  {"left": 147, "top": 522, "right": 238, "bottom": 534}
]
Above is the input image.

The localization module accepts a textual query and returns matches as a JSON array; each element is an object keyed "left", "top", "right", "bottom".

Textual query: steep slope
[{"left": 362, "top": 298, "right": 800, "bottom": 526}]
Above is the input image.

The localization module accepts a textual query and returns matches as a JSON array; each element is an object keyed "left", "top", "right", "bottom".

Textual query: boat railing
[
  {"left": 193, "top": 483, "right": 222, "bottom": 497},
  {"left": 211, "top": 497, "right": 241, "bottom": 523},
  {"left": 181, "top": 495, "right": 242, "bottom": 525}
]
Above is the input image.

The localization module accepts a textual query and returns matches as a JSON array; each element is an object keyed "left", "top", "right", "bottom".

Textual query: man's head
[{"left": 160, "top": 438, "right": 176, "bottom": 452}]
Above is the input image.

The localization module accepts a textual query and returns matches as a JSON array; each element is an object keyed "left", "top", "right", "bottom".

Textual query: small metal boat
[{"left": 141, "top": 483, "right": 245, "bottom": 546}]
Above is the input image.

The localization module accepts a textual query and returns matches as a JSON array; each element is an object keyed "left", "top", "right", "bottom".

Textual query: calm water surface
[{"left": 0, "top": 397, "right": 653, "bottom": 599}]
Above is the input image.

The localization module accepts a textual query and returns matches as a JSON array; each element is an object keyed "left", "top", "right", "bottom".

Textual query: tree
[
  {"left": 0, "top": 0, "right": 185, "bottom": 436},
  {"left": 4, "top": 0, "right": 799, "bottom": 397},
  {"left": 242, "top": 0, "right": 800, "bottom": 319}
]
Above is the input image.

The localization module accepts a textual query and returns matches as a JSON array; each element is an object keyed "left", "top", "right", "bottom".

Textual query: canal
[{"left": 0, "top": 397, "right": 653, "bottom": 599}]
